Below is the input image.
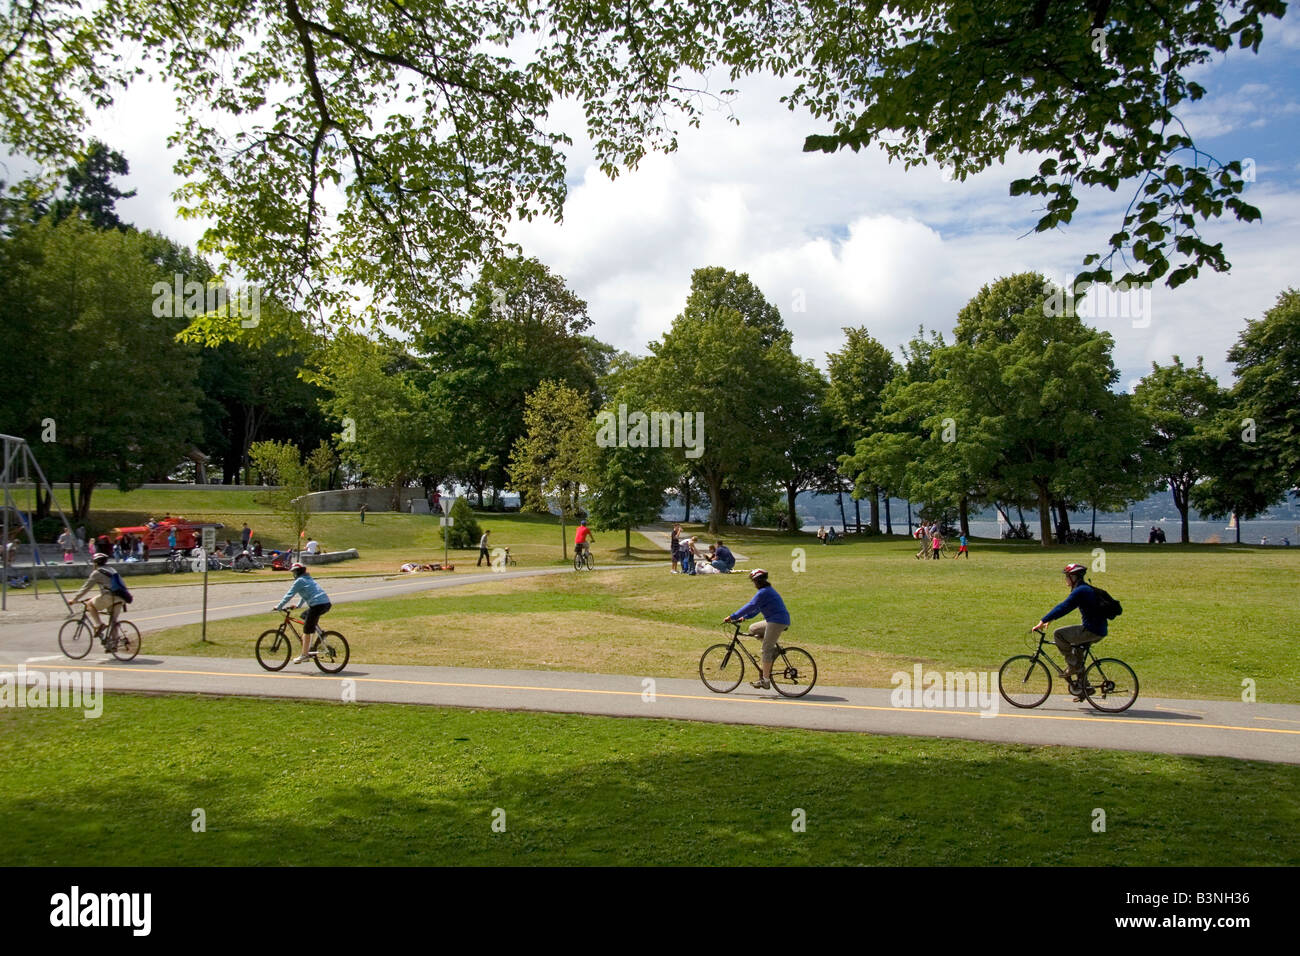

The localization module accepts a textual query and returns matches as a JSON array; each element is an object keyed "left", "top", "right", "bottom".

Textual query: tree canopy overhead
[{"left": 2, "top": 0, "right": 1283, "bottom": 327}]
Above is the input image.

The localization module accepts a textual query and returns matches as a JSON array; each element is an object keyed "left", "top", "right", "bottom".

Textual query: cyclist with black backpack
[
  {"left": 1031, "top": 562, "right": 1121, "bottom": 701},
  {"left": 70, "top": 553, "right": 132, "bottom": 638}
]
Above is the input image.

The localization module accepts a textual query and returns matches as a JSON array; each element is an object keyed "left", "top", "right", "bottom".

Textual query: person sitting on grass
[
  {"left": 724, "top": 568, "right": 792, "bottom": 691},
  {"left": 274, "top": 563, "right": 333, "bottom": 664},
  {"left": 710, "top": 540, "right": 735, "bottom": 573}
]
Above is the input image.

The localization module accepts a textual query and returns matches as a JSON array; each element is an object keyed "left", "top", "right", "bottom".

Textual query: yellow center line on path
[
  {"left": 1251, "top": 715, "right": 1300, "bottom": 725},
  {"left": 22, "top": 663, "right": 1300, "bottom": 739}
]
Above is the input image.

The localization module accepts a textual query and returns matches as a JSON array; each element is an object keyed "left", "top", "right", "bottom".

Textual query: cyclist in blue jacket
[
  {"left": 724, "top": 568, "right": 791, "bottom": 690},
  {"left": 1032, "top": 562, "right": 1108, "bottom": 700},
  {"left": 275, "top": 563, "right": 333, "bottom": 663}
]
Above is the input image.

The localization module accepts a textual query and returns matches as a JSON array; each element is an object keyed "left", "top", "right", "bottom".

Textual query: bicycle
[
  {"left": 998, "top": 629, "right": 1138, "bottom": 713},
  {"left": 165, "top": 550, "right": 191, "bottom": 573},
  {"left": 255, "top": 608, "right": 350, "bottom": 673},
  {"left": 573, "top": 546, "right": 594, "bottom": 571},
  {"left": 700, "top": 621, "right": 818, "bottom": 698},
  {"left": 58, "top": 604, "right": 141, "bottom": 661},
  {"left": 497, "top": 547, "right": 517, "bottom": 568}
]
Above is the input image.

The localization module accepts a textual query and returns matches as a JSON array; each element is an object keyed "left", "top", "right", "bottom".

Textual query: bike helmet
[
  {"left": 1063, "top": 562, "right": 1086, "bottom": 578},
  {"left": 92, "top": 553, "right": 110, "bottom": 565},
  {"left": 290, "top": 562, "right": 307, "bottom": 577},
  {"left": 749, "top": 568, "right": 769, "bottom": 585}
]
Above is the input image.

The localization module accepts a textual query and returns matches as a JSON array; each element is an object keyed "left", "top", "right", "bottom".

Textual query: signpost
[
  {"left": 439, "top": 495, "right": 455, "bottom": 566},
  {"left": 201, "top": 526, "right": 216, "bottom": 642}
]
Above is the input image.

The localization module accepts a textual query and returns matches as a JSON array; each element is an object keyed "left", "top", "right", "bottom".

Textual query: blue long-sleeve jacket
[
  {"left": 1042, "top": 583, "right": 1107, "bottom": 636},
  {"left": 731, "top": 586, "right": 791, "bottom": 626},
  {"left": 713, "top": 545, "right": 735, "bottom": 571},
  {"left": 276, "top": 574, "right": 331, "bottom": 609}
]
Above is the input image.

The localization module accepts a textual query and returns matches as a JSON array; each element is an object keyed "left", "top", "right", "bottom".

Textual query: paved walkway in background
[{"left": 3, "top": 555, "right": 1297, "bottom": 765}]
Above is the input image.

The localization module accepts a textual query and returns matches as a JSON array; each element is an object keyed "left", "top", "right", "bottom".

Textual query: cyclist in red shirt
[{"left": 574, "top": 520, "right": 594, "bottom": 559}]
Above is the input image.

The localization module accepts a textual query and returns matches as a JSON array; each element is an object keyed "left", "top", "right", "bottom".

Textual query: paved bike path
[
  {"left": 7, "top": 651, "right": 1298, "bottom": 765},
  {"left": 4, "top": 563, "right": 1298, "bottom": 765}
]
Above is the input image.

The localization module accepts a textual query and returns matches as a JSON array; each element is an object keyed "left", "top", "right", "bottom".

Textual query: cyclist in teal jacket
[{"left": 275, "top": 563, "right": 333, "bottom": 663}]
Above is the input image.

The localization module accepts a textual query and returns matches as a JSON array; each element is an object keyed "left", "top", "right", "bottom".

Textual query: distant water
[{"left": 801, "top": 519, "right": 1300, "bottom": 545}]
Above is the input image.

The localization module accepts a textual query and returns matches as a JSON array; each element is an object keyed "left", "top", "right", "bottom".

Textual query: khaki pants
[
  {"left": 748, "top": 621, "right": 787, "bottom": 665},
  {"left": 88, "top": 593, "right": 125, "bottom": 631},
  {"left": 1053, "top": 625, "right": 1103, "bottom": 676}
]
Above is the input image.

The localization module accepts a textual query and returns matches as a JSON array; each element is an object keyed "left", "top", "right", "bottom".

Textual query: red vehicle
[{"left": 112, "top": 517, "right": 224, "bottom": 552}]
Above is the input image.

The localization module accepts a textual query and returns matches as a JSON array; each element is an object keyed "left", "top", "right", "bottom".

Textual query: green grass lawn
[
  {"left": 1, "top": 693, "right": 1295, "bottom": 866},
  {"left": 147, "top": 524, "right": 1300, "bottom": 703}
]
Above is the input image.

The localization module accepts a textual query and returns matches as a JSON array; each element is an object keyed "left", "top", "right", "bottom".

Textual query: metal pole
[{"left": 202, "top": 561, "right": 209, "bottom": 642}]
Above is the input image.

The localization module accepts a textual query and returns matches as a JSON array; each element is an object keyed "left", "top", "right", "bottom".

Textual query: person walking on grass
[
  {"left": 670, "top": 523, "right": 682, "bottom": 573},
  {"left": 724, "top": 569, "right": 792, "bottom": 691},
  {"left": 956, "top": 532, "right": 969, "bottom": 558},
  {"left": 477, "top": 529, "right": 491, "bottom": 566}
]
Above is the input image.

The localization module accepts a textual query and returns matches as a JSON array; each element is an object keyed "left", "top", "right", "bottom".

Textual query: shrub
[{"left": 446, "top": 497, "right": 484, "bottom": 549}]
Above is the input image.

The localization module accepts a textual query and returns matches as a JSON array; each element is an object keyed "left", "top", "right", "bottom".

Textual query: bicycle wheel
[
  {"left": 256, "top": 629, "right": 291, "bottom": 671},
  {"left": 58, "top": 618, "right": 94, "bottom": 659},
  {"left": 699, "top": 643, "right": 744, "bottom": 692},
  {"left": 109, "top": 621, "right": 141, "bottom": 661},
  {"left": 1084, "top": 658, "right": 1138, "bottom": 713},
  {"left": 573, "top": 552, "right": 583, "bottom": 571},
  {"left": 583, "top": 552, "right": 594, "bottom": 570},
  {"left": 998, "top": 655, "right": 1052, "bottom": 708},
  {"left": 771, "top": 646, "right": 818, "bottom": 697},
  {"left": 313, "top": 631, "right": 350, "bottom": 673}
]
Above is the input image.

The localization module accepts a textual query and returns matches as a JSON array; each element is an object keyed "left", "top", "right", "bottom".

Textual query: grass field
[
  {"left": 1, "top": 693, "right": 1295, "bottom": 866},
  {"left": 137, "top": 520, "right": 1300, "bottom": 703}
]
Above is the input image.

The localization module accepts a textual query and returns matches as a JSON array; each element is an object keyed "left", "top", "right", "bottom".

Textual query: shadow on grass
[{"left": 3, "top": 701, "right": 1296, "bottom": 867}]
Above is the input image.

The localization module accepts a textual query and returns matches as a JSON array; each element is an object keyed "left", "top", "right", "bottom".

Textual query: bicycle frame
[
  {"left": 1027, "top": 629, "right": 1096, "bottom": 675},
  {"left": 719, "top": 622, "right": 765, "bottom": 671}
]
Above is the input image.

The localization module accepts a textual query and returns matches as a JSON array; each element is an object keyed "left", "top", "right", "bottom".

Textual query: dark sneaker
[{"left": 750, "top": 678, "right": 770, "bottom": 690}]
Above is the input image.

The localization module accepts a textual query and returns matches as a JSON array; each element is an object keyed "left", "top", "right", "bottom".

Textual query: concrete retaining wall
[{"left": 296, "top": 488, "right": 435, "bottom": 513}]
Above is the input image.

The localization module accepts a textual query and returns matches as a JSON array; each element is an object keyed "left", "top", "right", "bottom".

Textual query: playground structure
[{"left": 1, "top": 434, "right": 74, "bottom": 611}]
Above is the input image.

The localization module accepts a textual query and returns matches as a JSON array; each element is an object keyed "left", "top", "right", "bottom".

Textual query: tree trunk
[
  {"left": 1172, "top": 481, "right": 1190, "bottom": 544},
  {"left": 1234, "top": 513, "right": 1241, "bottom": 544},
  {"left": 786, "top": 483, "right": 798, "bottom": 532},
  {"left": 906, "top": 499, "right": 913, "bottom": 536},
  {"left": 683, "top": 477, "right": 691, "bottom": 523},
  {"left": 1054, "top": 500, "right": 1071, "bottom": 542},
  {"left": 1037, "top": 488, "right": 1052, "bottom": 547},
  {"left": 837, "top": 488, "right": 847, "bottom": 531},
  {"left": 959, "top": 496, "right": 970, "bottom": 537},
  {"left": 869, "top": 484, "right": 880, "bottom": 533},
  {"left": 706, "top": 475, "right": 724, "bottom": 535},
  {"left": 883, "top": 492, "right": 892, "bottom": 535},
  {"left": 854, "top": 496, "right": 861, "bottom": 533},
  {"left": 1091, "top": 505, "right": 1097, "bottom": 536}
]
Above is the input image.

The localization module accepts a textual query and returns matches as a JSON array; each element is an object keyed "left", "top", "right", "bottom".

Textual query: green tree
[
  {"left": 507, "top": 380, "right": 592, "bottom": 559},
  {"left": 248, "top": 439, "right": 311, "bottom": 552},
  {"left": 417, "top": 256, "right": 601, "bottom": 506},
  {"left": 1223, "top": 288, "right": 1300, "bottom": 493},
  {"left": 0, "top": 216, "right": 201, "bottom": 519},
  {"left": 318, "top": 332, "right": 445, "bottom": 508},
  {"left": 771, "top": 360, "right": 840, "bottom": 532},
  {"left": 445, "top": 495, "right": 483, "bottom": 549},
  {"left": 633, "top": 290, "right": 795, "bottom": 534},
  {"left": 36, "top": 139, "right": 137, "bottom": 230},
  {"left": 827, "top": 327, "right": 899, "bottom": 532},
  {"left": 586, "top": 407, "right": 675, "bottom": 556},
  {"left": 1131, "top": 356, "right": 1228, "bottom": 543},
  {"left": 1190, "top": 409, "right": 1280, "bottom": 544},
  {"left": 6, "top": 1, "right": 1280, "bottom": 309}
]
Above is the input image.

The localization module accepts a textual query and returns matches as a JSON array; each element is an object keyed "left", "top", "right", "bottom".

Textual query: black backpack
[{"left": 1091, "top": 585, "right": 1122, "bottom": 620}]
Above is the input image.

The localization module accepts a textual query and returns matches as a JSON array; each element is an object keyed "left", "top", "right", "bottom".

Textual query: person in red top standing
[{"left": 574, "top": 520, "right": 595, "bottom": 560}]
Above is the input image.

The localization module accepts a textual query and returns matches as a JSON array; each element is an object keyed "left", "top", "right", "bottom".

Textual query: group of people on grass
[
  {"left": 670, "top": 524, "right": 735, "bottom": 575},
  {"left": 913, "top": 521, "right": 969, "bottom": 559},
  {"left": 815, "top": 525, "right": 839, "bottom": 544}
]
